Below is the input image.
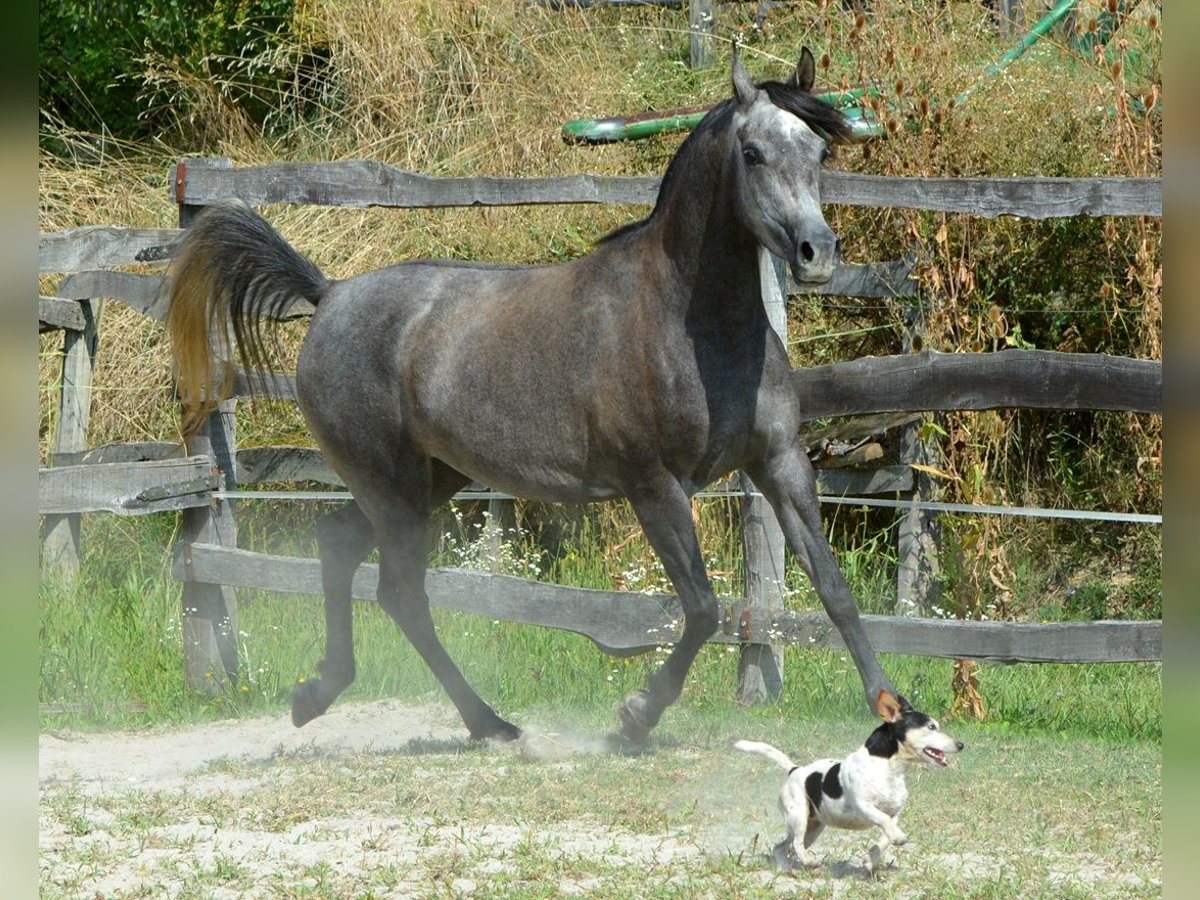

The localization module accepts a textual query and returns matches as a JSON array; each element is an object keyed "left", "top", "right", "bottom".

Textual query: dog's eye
[{"left": 927, "top": 722, "right": 938, "bottom": 731}]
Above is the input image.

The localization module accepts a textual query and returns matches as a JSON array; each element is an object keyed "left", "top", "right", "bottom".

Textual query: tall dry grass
[{"left": 39, "top": 0, "right": 1160, "bottom": 621}]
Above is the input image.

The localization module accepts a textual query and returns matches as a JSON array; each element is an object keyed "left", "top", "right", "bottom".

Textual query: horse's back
[{"left": 296, "top": 256, "right": 634, "bottom": 497}]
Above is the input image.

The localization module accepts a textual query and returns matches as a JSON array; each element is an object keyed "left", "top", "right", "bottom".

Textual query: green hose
[{"left": 560, "top": 0, "right": 1161, "bottom": 145}]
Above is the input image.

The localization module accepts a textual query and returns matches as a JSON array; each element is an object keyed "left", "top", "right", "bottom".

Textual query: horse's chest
[{"left": 654, "top": 359, "right": 762, "bottom": 474}]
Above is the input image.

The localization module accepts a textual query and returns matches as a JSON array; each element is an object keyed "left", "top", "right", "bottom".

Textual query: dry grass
[
  {"left": 39, "top": 698, "right": 1161, "bottom": 898},
  {"left": 38, "top": 0, "right": 1161, "bottom": 615}
]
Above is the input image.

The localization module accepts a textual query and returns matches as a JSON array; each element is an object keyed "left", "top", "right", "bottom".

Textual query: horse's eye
[
  {"left": 742, "top": 145, "right": 765, "bottom": 166},
  {"left": 820, "top": 146, "right": 831, "bottom": 163}
]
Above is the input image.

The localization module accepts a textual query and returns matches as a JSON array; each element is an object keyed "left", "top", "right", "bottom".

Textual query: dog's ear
[{"left": 876, "top": 690, "right": 903, "bottom": 723}]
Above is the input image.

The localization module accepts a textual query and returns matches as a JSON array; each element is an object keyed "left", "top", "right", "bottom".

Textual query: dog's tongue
[{"left": 926, "top": 748, "right": 947, "bottom": 766}]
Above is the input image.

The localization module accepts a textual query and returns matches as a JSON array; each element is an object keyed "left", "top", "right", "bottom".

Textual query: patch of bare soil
[
  {"left": 39, "top": 699, "right": 463, "bottom": 796},
  {"left": 39, "top": 700, "right": 1161, "bottom": 898}
]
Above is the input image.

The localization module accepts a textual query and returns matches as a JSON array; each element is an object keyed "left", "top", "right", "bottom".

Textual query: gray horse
[{"left": 169, "top": 47, "right": 896, "bottom": 743}]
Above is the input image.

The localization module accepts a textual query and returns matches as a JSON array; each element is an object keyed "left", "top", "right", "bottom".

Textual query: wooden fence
[{"left": 38, "top": 157, "right": 1162, "bottom": 697}]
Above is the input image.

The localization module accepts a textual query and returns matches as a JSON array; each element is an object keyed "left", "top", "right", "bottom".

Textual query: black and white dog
[{"left": 736, "top": 691, "right": 964, "bottom": 873}]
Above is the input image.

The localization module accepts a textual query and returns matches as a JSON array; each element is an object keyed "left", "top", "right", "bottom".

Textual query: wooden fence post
[
  {"left": 41, "top": 297, "right": 102, "bottom": 583},
  {"left": 176, "top": 172, "right": 239, "bottom": 692},
  {"left": 179, "top": 401, "right": 240, "bottom": 692},
  {"left": 736, "top": 249, "right": 788, "bottom": 704},
  {"left": 896, "top": 300, "right": 941, "bottom": 615},
  {"left": 995, "top": 0, "right": 1024, "bottom": 38},
  {"left": 689, "top": 0, "right": 714, "bottom": 69}
]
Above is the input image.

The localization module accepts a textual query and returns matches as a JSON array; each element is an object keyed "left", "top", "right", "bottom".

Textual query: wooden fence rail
[
  {"left": 175, "top": 542, "right": 1162, "bottom": 665},
  {"left": 38, "top": 159, "right": 1163, "bottom": 696},
  {"left": 171, "top": 157, "right": 1162, "bottom": 219}
]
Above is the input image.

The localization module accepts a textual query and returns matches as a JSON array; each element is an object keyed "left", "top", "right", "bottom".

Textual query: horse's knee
[
  {"left": 315, "top": 503, "right": 375, "bottom": 562},
  {"left": 684, "top": 595, "right": 720, "bottom": 637}
]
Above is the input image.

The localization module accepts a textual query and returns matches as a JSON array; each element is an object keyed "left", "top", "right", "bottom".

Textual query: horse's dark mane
[{"left": 597, "top": 77, "right": 850, "bottom": 246}]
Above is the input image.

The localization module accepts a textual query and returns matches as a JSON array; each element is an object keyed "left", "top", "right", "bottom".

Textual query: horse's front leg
[
  {"left": 292, "top": 500, "right": 375, "bottom": 726},
  {"left": 744, "top": 441, "right": 895, "bottom": 715},
  {"left": 620, "top": 478, "right": 721, "bottom": 742}
]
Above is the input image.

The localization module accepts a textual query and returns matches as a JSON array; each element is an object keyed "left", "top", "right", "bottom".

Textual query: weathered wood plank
[
  {"left": 738, "top": 248, "right": 788, "bottom": 704},
  {"left": 39, "top": 227, "right": 181, "bottom": 273},
  {"left": 57, "top": 271, "right": 168, "bottom": 319},
  {"left": 228, "top": 444, "right": 907, "bottom": 494},
  {"left": 236, "top": 446, "right": 340, "bottom": 485},
  {"left": 38, "top": 297, "right": 86, "bottom": 332},
  {"left": 175, "top": 543, "right": 692, "bottom": 653},
  {"left": 80, "top": 441, "right": 184, "bottom": 464},
  {"left": 232, "top": 370, "right": 299, "bottom": 401},
  {"left": 793, "top": 349, "right": 1161, "bottom": 420},
  {"left": 173, "top": 158, "right": 659, "bottom": 210},
  {"left": 174, "top": 543, "right": 1161, "bottom": 662},
  {"left": 39, "top": 456, "right": 217, "bottom": 515},
  {"left": 42, "top": 299, "right": 103, "bottom": 579},
  {"left": 179, "top": 399, "right": 240, "bottom": 692},
  {"left": 789, "top": 257, "right": 916, "bottom": 298},
  {"left": 821, "top": 171, "right": 1161, "bottom": 218},
  {"left": 815, "top": 465, "right": 913, "bottom": 495},
  {"left": 689, "top": 0, "right": 714, "bottom": 69},
  {"left": 771, "top": 610, "right": 1162, "bottom": 664},
  {"left": 802, "top": 412, "right": 923, "bottom": 446},
  {"left": 171, "top": 157, "right": 1159, "bottom": 218}
]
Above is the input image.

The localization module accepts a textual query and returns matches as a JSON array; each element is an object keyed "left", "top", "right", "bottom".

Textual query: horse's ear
[
  {"left": 789, "top": 46, "right": 816, "bottom": 93},
  {"left": 876, "top": 689, "right": 903, "bottom": 723},
  {"left": 732, "top": 44, "right": 757, "bottom": 107}
]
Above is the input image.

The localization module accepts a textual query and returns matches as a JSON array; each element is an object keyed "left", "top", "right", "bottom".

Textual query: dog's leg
[
  {"left": 859, "top": 805, "right": 906, "bottom": 846},
  {"left": 866, "top": 837, "right": 887, "bottom": 875},
  {"left": 775, "top": 797, "right": 816, "bottom": 869},
  {"left": 865, "top": 814, "right": 904, "bottom": 874},
  {"left": 802, "top": 819, "right": 825, "bottom": 850}
]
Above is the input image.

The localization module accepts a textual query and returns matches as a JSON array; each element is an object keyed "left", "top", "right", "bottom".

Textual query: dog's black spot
[
  {"left": 865, "top": 707, "right": 935, "bottom": 758},
  {"left": 805, "top": 771, "right": 824, "bottom": 810},
  {"left": 864, "top": 724, "right": 899, "bottom": 758},
  {"left": 822, "top": 763, "right": 844, "bottom": 799}
]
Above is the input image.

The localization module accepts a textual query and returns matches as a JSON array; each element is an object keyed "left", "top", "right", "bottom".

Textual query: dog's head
[{"left": 869, "top": 690, "right": 964, "bottom": 769}]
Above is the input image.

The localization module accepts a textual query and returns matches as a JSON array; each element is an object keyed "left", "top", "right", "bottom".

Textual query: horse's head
[{"left": 728, "top": 47, "right": 848, "bottom": 284}]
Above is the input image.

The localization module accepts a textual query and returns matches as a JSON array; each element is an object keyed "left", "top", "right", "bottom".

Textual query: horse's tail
[{"left": 167, "top": 200, "right": 329, "bottom": 436}]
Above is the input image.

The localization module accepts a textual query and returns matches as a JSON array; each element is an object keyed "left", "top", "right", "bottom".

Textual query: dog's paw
[
  {"left": 865, "top": 845, "right": 882, "bottom": 874},
  {"left": 772, "top": 843, "right": 811, "bottom": 871},
  {"left": 890, "top": 830, "right": 908, "bottom": 847}
]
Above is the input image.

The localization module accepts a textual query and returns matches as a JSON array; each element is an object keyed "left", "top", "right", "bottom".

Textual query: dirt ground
[{"left": 39, "top": 699, "right": 1162, "bottom": 898}]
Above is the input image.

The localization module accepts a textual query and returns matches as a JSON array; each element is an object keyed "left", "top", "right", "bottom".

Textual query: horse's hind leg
[
  {"left": 371, "top": 472, "right": 521, "bottom": 742},
  {"left": 619, "top": 477, "right": 720, "bottom": 741},
  {"left": 292, "top": 500, "right": 376, "bottom": 727}
]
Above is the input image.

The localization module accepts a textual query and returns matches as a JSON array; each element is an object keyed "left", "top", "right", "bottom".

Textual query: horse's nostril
[{"left": 800, "top": 241, "right": 814, "bottom": 263}]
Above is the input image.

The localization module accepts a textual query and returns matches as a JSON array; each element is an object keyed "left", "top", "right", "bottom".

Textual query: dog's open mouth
[{"left": 924, "top": 748, "right": 949, "bottom": 766}]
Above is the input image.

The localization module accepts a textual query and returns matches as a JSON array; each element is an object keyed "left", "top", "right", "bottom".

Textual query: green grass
[
  {"left": 38, "top": 704, "right": 1161, "bottom": 898},
  {"left": 39, "top": 509, "right": 1161, "bottom": 745}
]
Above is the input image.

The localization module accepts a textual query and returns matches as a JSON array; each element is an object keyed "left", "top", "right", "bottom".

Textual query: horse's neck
[{"left": 647, "top": 148, "right": 763, "bottom": 327}]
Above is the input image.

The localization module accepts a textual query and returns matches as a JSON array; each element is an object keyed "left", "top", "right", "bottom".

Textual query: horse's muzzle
[{"left": 792, "top": 232, "right": 840, "bottom": 284}]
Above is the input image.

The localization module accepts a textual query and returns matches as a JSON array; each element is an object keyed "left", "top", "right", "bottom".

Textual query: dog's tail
[{"left": 734, "top": 739, "right": 797, "bottom": 771}]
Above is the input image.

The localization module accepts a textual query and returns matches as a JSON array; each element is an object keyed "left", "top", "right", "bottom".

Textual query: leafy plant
[{"left": 40, "top": 0, "right": 309, "bottom": 146}]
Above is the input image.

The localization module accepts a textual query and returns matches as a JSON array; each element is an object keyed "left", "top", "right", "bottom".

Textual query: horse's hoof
[
  {"left": 468, "top": 716, "right": 522, "bottom": 743},
  {"left": 618, "top": 692, "right": 655, "bottom": 743},
  {"left": 465, "top": 715, "right": 523, "bottom": 744},
  {"left": 475, "top": 724, "right": 523, "bottom": 744},
  {"left": 290, "top": 679, "right": 330, "bottom": 727}
]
